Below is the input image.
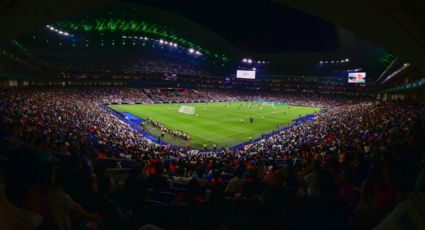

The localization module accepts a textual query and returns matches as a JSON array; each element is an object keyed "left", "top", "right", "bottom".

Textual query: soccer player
[{"left": 250, "top": 117, "right": 253, "bottom": 123}]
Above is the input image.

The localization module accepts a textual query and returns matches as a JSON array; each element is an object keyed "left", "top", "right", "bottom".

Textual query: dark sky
[{"left": 125, "top": 0, "right": 339, "bottom": 54}]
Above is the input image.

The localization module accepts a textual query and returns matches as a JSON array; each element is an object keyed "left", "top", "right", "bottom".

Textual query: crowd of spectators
[
  {"left": 1, "top": 86, "right": 424, "bottom": 230},
  {"left": 145, "top": 88, "right": 205, "bottom": 103},
  {"left": 0, "top": 86, "right": 351, "bottom": 157},
  {"left": 195, "top": 89, "right": 349, "bottom": 107},
  {"left": 0, "top": 87, "right": 154, "bottom": 157},
  {"left": 40, "top": 51, "right": 210, "bottom": 77}
]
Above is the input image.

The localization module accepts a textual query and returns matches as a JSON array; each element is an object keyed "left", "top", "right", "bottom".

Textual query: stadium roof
[
  {"left": 2, "top": 0, "right": 423, "bottom": 80},
  {"left": 123, "top": 0, "right": 340, "bottom": 54}
]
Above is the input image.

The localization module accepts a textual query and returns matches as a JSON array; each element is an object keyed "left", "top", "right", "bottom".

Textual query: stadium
[{"left": 0, "top": 0, "right": 424, "bottom": 229}]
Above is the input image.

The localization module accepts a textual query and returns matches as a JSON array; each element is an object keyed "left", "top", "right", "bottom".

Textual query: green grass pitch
[{"left": 110, "top": 102, "right": 320, "bottom": 149}]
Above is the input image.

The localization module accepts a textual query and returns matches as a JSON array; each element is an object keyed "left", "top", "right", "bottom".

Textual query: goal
[
  {"left": 178, "top": 105, "right": 195, "bottom": 115},
  {"left": 261, "top": 102, "right": 275, "bottom": 107}
]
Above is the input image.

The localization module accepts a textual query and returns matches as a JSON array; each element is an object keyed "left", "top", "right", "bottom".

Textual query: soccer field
[{"left": 110, "top": 102, "right": 320, "bottom": 149}]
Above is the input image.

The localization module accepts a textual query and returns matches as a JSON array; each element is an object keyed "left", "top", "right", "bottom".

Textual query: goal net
[
  {"left": 261, "top": 102, "right": 275, "bottom": 107},
  {"left": 178, "top": 105, "right": 195, "bottom": 115}
]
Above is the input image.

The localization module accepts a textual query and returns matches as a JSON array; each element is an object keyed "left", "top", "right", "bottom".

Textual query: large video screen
[
  {"left": 237, "top": 70, "right": 256, "bottom": 79},
  {"left": 348, "top": 72, "right": 366, "bottom": 83}
]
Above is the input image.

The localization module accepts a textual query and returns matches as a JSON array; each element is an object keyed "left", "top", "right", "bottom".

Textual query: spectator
[
  {"left": 225, "top": 169, "right": 244, "bottom": 195},
  {"left": 0, "top": 147, "right": 54, "bottom": 229}
]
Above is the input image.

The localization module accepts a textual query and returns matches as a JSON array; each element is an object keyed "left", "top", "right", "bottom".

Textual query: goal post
[{"left": 178, "top": 105, "right": 195, "bottom": 115}]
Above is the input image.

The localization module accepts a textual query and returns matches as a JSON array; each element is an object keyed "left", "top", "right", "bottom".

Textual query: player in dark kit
[{"left": 250, "top": 117, "right": 253, "bottom": 123}]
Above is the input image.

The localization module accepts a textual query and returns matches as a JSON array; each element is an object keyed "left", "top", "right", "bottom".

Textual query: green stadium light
[{"left": 55, "top": 16, "right": 233, "bottom": 62}]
